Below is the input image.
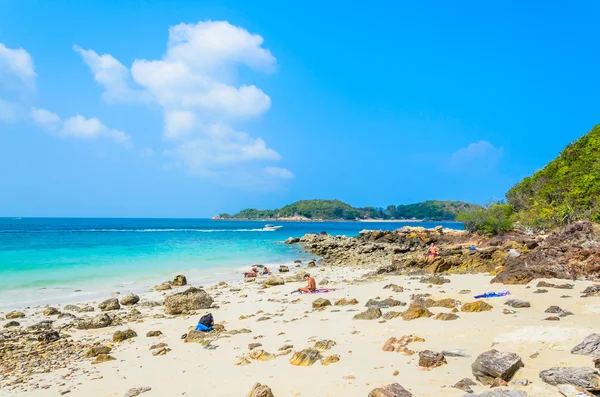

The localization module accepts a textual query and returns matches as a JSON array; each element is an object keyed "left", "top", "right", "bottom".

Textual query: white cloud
[
  {"left": 73, "top": 45, "right": 150, "bottom": 103},
  {"left": 0, "top": 43, "right": 36, "bottom": 89},
  {"left": 448, "top": 140, "right": 503, "bottom": 171},
  {"left": 76, "top": 20, "right": 289, "bottom": 186},
  {"left": 265, "top": 167, "right": 295, "bottom": 179},
  {"left": 30, "top": 107, "right": 60, "bottom": 130},
  {"left": 62, "top": 115, "right": 105, "bottom": 138}
]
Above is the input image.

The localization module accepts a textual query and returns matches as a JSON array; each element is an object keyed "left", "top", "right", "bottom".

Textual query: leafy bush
[{"left": 456, "top": 203, "right": 515, "bottom": 235}]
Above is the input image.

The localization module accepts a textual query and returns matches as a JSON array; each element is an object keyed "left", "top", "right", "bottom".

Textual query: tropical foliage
[{"left": 456, "top": 203, "right": 515, "bottom": 235}]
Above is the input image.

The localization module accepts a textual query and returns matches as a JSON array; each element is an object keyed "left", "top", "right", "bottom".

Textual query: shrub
[{"left": 457, "top": 203, "right": 515, "bottom": 236}]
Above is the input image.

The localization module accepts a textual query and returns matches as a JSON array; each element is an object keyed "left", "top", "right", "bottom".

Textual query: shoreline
[{"left": 212, "top": 218, "right": 461, "bottom": 223}]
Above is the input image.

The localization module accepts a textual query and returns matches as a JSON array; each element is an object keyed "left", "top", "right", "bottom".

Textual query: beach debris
[
  {"left": 334, "top": 298, "right": 358, "bottom": 306},
  {"left": 172, "top": 274, "right": 187, "bottom": 286},
  {"left": 120, "top": 293, "right": 140, "bottom": 305},
  {"left": 539, "top": 367, "right": 600, "bottom": 390},
  {"left": 5, "top": 311, "right": 25, "bottom": 319},
  {"left": 353, "top": 306, "right": 382, "bottom": 320},
  {"left": 76, "top": 313, "right": 113, "bottom": 329},
  {"left": 312, "top": 298, "right": 331, "bottom": 308},
  {"left": 98, "top": 298, "right": 120, "bottom": 311},
  {"left": 572, "top": 334, "right": 600, "bottom": 357},
  {"left": 163, "top": 287, "right": 213, "bottom": 315},
  {"left": 124, "top": 386, "right": 152, "bottom": 397},
  {"left": 368, "top": 382, "right": 413, "bottom": 397},
  {"left": 365, "top": 298, "right": 406, "bottom": 309},
  {"left": 113, "top": 329, "right": 137, "bottom": 342},
  {"left": 401, "top": 304, "right": 433, "bottom": 320},
  {"left": 471, "top": 349, "right": 524, "bottom": 385},
  {"left": 321, "top": 354, "right": 340, "bottom": 366},
  {"left": 289, "top": 348, "right": 322, "bottom": 366},
  {"left": 418, "top": 350, "right": 447, "bottom": 368},
  {"left": 474, "top": 290, "right": 510, "bottom": 299},
  {"left": 462, "top": 301, "right": 493, "bottom": 312},
  {"left": 505, "top": 299, "right": 531, "bottom": 308},
  {"left": 246, "top": 383, "right": 275, "bottom": 397}
]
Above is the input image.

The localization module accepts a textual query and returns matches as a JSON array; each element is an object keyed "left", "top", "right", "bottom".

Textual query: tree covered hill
[
  {"left": 217, "top": 199, "right": 480, "bottom": 221},
  {"left": 506, "top": 123, "right": 600, "bottom": 227}
]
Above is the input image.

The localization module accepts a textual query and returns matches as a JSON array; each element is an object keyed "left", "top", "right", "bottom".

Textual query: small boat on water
[{"left": 264, "top": 224, "right": 283, "bottom": 230}]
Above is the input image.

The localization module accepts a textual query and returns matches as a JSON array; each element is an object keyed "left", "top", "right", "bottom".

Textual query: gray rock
[
  {"left": 63, "top": 304, "right": 81, "bottom": 312},
  {"left": 124, "top": 386, "right": 152, "bottom": 397},
  {"left": 98, "top": 298, "right": 120, "bottom": 312},
  {"left": 76, "top": 313, "right": 113, "bottom": 330},
  {"left": 471, "top": 349, "right": 524, "bottom": 385},
  {"left": 163, "top": 287, "right": 213, "bottom": 315},
  {"left": 120, "top": 293, "right": 140, "bottom": 306},
  {"left": 572, "top": 334, "right": 600, "bottom": 357},
  {"left": 80, "top": 306, "right": 95, "bottom": 312},
  {"left": 539, "top": 367, "right": 600, "bottom": 390},
  {"left": 505, "top": 299, "right": 531, "bottom": 308},
  {"left": 365, "top": 298, "right": 406, "bottom": 309},
  {"left": 3, "top": 321, "right": 20, "bottom": 328}
]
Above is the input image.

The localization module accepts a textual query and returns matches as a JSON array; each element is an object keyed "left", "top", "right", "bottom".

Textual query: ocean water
[{"left": 0, "top": 218, "right": 462, "bottom": 308}]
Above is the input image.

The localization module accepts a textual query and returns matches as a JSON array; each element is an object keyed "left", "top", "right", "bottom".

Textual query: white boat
[{"left": 264, "top": 224, "right": 283, "bottom": 230}]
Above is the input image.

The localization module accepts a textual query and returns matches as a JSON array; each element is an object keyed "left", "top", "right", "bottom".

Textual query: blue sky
[{"left": 1, "top": 1, "right": 599, "bottom": 217}]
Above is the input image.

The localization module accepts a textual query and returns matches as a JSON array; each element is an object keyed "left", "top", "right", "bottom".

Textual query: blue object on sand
[
  {"left": 195, "top": 323, "right": 213, "bottom": 332},
  {"left": 474, "top": 290, "right": 511, "bottom": 299}
]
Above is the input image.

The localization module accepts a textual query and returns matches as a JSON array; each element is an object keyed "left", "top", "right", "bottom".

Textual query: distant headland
[{"left": 213, "top": 199, "right": 480, "bottom": 222}]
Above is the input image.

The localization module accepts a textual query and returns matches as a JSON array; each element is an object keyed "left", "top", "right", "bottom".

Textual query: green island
[
  {"left": 216, "top": 199, "right": 480, "bottom": 221},
  {"left": 458, "top": 123, "right": 600, "bottom": 234}
]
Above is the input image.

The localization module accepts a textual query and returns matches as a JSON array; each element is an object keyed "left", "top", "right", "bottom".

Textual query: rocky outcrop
[
  {"left": 368, "top": 383, "right": 413, "bottom": 397},
  {"left": 471, "top": 350, "right": 524, "bottom": 385},
  {"left": 76, "top": 313, "right": 113, "bottom": 330},
  {"left": 539, "top": 367, "right": 600, "bottom": 390},
  {"left": 163, "top": 287, "right": 213, "bottom": 315}
]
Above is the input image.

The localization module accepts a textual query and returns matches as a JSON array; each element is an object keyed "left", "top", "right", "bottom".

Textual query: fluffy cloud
[
  {"left": 0, "top": 43, "right": 36, "bottom": 89},
  {"left": 32, "top": 108, "right": 132, "bottom": 147},
  {"left": 73, "top": 45, "right": 150, "bottom": 103},
  {"left": 76, "top": 20, "right": 289, "bottom": 186},
  {"left": 448, "top": 140, "right": 503, "bottom": 171}
]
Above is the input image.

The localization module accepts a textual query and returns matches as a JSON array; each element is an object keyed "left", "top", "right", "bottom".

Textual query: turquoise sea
[{"left": 0, "top": 218, "right": 463, "bottom": 308}]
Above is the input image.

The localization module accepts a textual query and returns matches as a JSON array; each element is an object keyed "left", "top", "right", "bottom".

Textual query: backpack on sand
[{"left": 198, "top": 313, "right": 214, "bottom": 327}]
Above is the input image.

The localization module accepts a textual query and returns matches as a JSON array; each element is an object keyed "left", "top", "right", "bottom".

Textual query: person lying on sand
[
  {"left": 296, "top": 274, "right": 316, "bottom": 293},
  {"left": 244, "top": 266, "right": 258, "bottom": 278}
]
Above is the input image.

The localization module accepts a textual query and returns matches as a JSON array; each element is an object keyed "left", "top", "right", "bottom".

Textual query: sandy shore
[{"left": 2, "top": 266, "right": 599, "bottom": 397}]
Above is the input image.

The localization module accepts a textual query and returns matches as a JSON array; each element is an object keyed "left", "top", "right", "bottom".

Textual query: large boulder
[
  {"left": 471, "top": 350, "right": 524, "bottom": 385},
  {"left": 263, "top": 275, "right": 285, "bottom": 287},
  {"left": 368, "top": 383, "right": 413, "bottom": 397},
  {"left": 164, "top": 287, "right": 213, "bottom": 315},
  {"left": 120, "top": 293, "right": 140, "bottom": 306},
  {"left": 539, "top": 367, "right": 600, "bottom": 390},
  {"left": 98, "top": 298, "right": 120, "bottom": 312},
  {"left": 246, "top": 383, "right": 275, "bottom": 397},
  {"left": 76, "top": 313, "right": 113, "bottom": 330},
  {"left": 572, "top": 334, "right": 600, "bottom": 357}
]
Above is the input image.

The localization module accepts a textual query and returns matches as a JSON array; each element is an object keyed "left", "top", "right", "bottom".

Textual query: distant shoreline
[{"left": 212, "top": 217, "right": 461, "bottom": 223}]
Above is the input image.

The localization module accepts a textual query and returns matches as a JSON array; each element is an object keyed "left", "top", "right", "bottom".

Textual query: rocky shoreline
[
  {"left": 286, "top": 221, "right": 600, "bottom": 285},
  {"left": 3, "top": 224, "right": 600, "bottom": 396}
]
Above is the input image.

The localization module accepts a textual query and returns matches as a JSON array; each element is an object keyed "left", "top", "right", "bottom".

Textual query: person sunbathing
[
  {"left": 297, "top": 274, "right": 316, "bottom": 293},
  {"left": 244, "top": 266, "right": 258, "bottom": 278}
]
